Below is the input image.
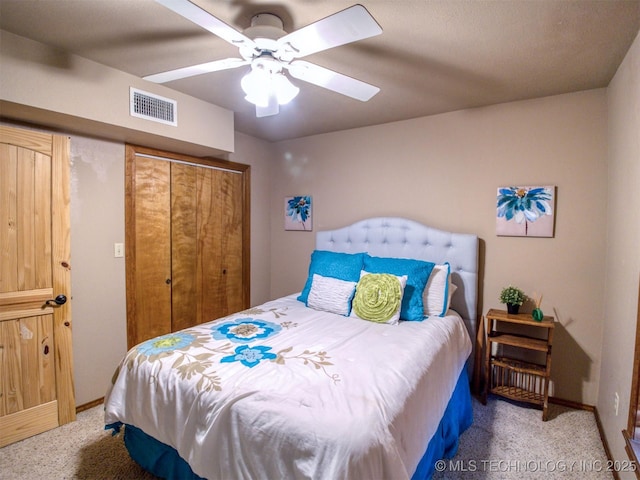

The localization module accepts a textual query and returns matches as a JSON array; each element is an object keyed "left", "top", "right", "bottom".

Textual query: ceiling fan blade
[
  {"left": 144, "top": 58, "right": 249, "bottom": 83},
  {"left": 277, "top": 4, "right": 382, "bottom": 59},
  {"left": 155, "top": 0, "right": 255, "bottom": 49},
  {"left": 286, "top": 60, "right": 379, "bottom": 102}
]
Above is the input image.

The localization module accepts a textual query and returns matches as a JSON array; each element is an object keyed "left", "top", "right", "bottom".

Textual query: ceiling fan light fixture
[
  {"left": 241, "top": 64, "right": 299, "bottom": 109},
  {"left": 272, "top": 73, "right": 299, "bottom": 105},
  {"left": 241, "top": 67, "right": 270, "bottom": 107}
]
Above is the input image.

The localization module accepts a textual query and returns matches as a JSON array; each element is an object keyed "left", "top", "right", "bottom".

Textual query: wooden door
[
  {"left": 171, "top": 162, "right": 246, "bottom": 331},
  {"left": 126, "top": 145, "right": 250, "bottom": 348},
  {"left": 0, "top": 125, "right": 75, "bottom": 447},
  {"left": 126, "top": 155, "right": 172, "bottom": 345}
]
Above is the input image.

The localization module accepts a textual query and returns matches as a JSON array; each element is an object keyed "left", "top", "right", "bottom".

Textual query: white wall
[
  {"left": 270, "top": 89, "right": 608, "bottom": 406},
  {"left": 599, "top": 30, "right": 640, "bottom": 475}
]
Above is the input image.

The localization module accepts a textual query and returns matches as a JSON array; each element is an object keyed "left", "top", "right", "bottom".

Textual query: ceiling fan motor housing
[
  {"left": 241, "top": 13, "right": 287, "bottom": 57},
  {"left": 243, "top": 13, "right": 287, "bottom": 42},
  {"left": 250, "top": 13, "right": 284, "bottom": 31}
]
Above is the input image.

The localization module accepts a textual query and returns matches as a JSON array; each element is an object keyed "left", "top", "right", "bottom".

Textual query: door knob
[{"left": 46, "top": 294, "right": 67, "bottom": 306}]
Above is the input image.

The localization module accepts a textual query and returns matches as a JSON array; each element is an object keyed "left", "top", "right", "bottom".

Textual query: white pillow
[
  {"left": 307, "top": 274, "right": 357, "bottom": 316},
  {"left": 423, "top": 263, "right": 455, "bottom": 317},
  {"left": 350, "top": 272, "right": 407, "bottom": 325}
]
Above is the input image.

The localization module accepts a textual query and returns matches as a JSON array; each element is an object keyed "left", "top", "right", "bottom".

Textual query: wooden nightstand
[{"left": 482, "top": 308, "right": 555, "bottom": 420}]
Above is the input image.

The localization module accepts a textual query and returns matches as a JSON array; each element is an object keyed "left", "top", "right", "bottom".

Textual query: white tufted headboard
[{"left": 316, "top": 217, "right": 479, "bottom": 367}]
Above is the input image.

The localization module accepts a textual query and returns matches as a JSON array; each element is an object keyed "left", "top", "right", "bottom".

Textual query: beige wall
[
  {"left": 230, "top": 131, "right": 275, "bottom": 307},
  {"left": 0, "top": 30, "right": 234, "bottom": 156},
  {"left": 68, "top": 135, "right": 127, "bottom": 405},
  {"left": 271, "top": 89, "right": 608, "bottom": 406},
  {"left": 599, "top": 30, "right": 640, "bottom": 475}
]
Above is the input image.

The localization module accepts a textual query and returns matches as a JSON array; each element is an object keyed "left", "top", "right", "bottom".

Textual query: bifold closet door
[
  {"left": 126, "top": 146, "right": 249, "bottom": 348},
  {"left": 127, "top": 156, "right": 172, "bottom": 346},
  {"left": 170, "top": 162, "right": 245, "bottom": 332}
]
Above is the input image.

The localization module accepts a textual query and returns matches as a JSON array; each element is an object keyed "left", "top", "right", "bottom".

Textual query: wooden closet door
[
  {"left": 170, "top": 162, "right": 198, "bottom": 332},
  {"left": 126, "top": 154, "right": 172, "bottom": 348},
  {"left": 126, "top": 145, "right": 250, "bottom": 348},
  {"left": 200, "top": 164, "right": 245, "bottom": 320},
  {"left": 0, "top": 126, "right": 75, "bottom": 447},
  {"left": 171, "top": 163, "right": 245, "bottom": 331}
]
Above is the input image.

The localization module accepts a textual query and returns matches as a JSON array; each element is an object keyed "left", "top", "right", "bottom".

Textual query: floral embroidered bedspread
[{"left": 104, "top": 294, "right": 471, "bottom": 480}]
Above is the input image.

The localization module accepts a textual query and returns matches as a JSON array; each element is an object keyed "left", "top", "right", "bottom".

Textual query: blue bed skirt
[
  {"left": 411, "top": 368, "right": 473, "bottom": 480},
  {"left": 108, "top": 369, "right": 472, "bottom": 480}
]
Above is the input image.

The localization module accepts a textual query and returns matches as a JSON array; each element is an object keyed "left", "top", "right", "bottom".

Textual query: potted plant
[{"left": 499, "top": 285, "right": 525, "bottom": 314}]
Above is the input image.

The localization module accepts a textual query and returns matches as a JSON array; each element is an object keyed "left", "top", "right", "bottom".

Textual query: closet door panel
[
  {"left": 196, "top": 167, "right": 222, "bottom": 324},
  {"left": 171, "top": 163, "right": 198, "bottom": 332},
  {"left": 196, "top": 168, "right": 244, "bottom": 323},
  {"left": 128, "top": 157, "right": 172, "bottom": 346},
  {"left": 215, "top": 169, "right": 244, "bottom": 315}
]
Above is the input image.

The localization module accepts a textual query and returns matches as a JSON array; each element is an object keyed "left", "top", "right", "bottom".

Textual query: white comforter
[{"left": 104, "top": 294, "right": 471, "bottom": 480}]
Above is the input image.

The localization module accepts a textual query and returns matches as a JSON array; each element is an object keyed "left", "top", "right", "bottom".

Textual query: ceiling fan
[{"left": 145, "top": 0, "right": 383, "bottom": 117}]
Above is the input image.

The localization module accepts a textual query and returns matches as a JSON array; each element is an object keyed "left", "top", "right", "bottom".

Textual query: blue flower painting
[
  {"left": 496, "top": 186, "right": 555, "bottom": 237},
  {"left": 285, "top": 196, "right": 312, "bottom": 231},
  {"left": 220, "top": 345, "right": 277, "bottom": 368}
]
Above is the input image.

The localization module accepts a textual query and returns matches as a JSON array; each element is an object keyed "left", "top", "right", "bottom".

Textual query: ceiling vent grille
[{"left": 130, "top": 87, "right": 177, "bottom": 126}]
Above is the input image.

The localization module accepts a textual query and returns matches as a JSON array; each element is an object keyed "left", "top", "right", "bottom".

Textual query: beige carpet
[
  {"left": 433, "top": 397, "right": 613, "bottom": 479},
  {"left": 0, "top": 396, "right": 613, "bottom": 479}
]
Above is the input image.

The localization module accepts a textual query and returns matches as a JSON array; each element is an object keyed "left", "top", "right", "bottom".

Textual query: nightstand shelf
[
  {"left": 488, "top": 333, "right": 549, "bottom": 352},
  {"left": 483, "top": 308, "right": 555, "bottom": 421}
]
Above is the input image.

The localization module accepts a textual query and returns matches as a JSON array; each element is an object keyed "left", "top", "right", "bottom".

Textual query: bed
[{"left": 104, "top": 217, "right": 479, "bottom": 480}]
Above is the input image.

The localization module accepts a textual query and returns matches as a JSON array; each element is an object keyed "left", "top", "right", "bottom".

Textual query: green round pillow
[{"left": 352, "top": 273, "right": 403, "bottom": 323}]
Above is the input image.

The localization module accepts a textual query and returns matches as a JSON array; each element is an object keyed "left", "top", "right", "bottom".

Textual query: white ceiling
[{"left": 1, "top": 0, "right": 638, "bottom": 142}]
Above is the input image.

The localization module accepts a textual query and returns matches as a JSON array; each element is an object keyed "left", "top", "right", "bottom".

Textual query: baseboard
[
  {"left": 593, "top": 406, "right": 620, "bottom": 480},
  {"left": 549, "top": 395, "right": 595, "bottom": 412},
  {"left": 76, "top": 397, "right": 104, "bottom": 414}
]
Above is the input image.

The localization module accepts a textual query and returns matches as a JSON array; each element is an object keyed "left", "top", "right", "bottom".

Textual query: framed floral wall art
[
  {"left": 285, "top": 196, "right": 312, "bottom": 231},
  {"left": 496, "top": 186, "right": 556, "bottom": 237}
]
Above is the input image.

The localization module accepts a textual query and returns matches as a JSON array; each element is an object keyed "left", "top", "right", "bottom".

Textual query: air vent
[{"left": 130, "top": 87, "right": 177, "bottom": 126}]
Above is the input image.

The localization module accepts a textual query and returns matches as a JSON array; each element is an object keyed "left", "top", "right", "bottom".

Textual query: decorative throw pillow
[
  {"left": 298, "top": 251, "right": 366, "bottom": 304},
  {"left": 351, "top": 272, "right": 407, "bottom": 325},
  {"left": 307, "top": 274, "right": 357, "bottom": 316},
  {"left": 363, "top": 255, "right": 434, "bottom": 321},
  {"left": 423, "top": 263, "right": 455, "bottom": 317}
]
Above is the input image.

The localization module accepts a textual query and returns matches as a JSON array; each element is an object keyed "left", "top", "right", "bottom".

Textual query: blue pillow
[
  {"left": 298, "top": 251, "right": 366, "bottom": 304},
  {"left": 363, "top": 255, "right": 435, "bottom": 321}
]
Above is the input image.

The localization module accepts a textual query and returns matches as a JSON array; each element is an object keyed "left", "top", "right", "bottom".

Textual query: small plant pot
[{"left": 507, "top": 303, "right": 520, "bottom": 315}]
